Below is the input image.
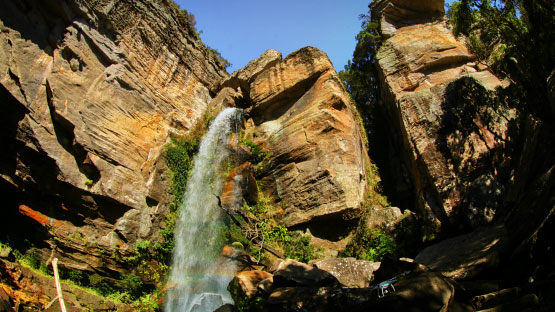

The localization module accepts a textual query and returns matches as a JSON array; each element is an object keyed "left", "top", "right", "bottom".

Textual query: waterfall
[{"left": 165, "top": 107, "right": 243, "bottom": 312}]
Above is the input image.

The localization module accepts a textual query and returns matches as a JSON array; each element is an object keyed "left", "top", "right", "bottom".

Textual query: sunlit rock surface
[
  {"left": 244, "top": 47, "right": 370, "bottom": 229},
  {"left": 0, "top": 0, "right": 227, "bottom": 276},
  {"left": 371, "top": 0, "right": 517, "bottom": 227}
]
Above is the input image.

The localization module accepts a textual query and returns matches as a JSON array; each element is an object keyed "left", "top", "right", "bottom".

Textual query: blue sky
[{"left": 175, "top": 0, "right": 456, "bottom": 73}]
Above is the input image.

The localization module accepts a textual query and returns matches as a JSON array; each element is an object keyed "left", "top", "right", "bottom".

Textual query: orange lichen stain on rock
[
  {"left": 18, "top": 204, "right": 63, "bottom": 228},
  {"left": 220, "top": 245, "right": 234, "bottom": 258},
  {"left": 18, "top": 205, "right": 49, "bottom": 226}
]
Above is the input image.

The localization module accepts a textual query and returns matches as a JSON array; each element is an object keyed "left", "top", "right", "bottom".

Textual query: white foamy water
[{"left": 165, "top": 108, "right": 242, "bottom": 312}]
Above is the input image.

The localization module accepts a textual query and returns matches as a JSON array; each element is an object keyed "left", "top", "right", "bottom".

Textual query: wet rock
[
  {"left": 228, "top": 270, "right": 273, "bottom": 299},
  {"left": 220, "top": 162, "right": 259, "bottom": 210},
  {"left": 214, "top": 304, "right": 235, "bottom": 312},
  {"left": 312, "top": 257, "right": 380, "bottom": 288}
]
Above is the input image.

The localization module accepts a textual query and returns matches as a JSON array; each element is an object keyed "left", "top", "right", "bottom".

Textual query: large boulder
[
  {"left": 312, "top": 258, "right": 380, "bottom": 288},
  {"left": 243, "top": 47, "right": 370, "bottom": 232},
  {"left": 0, "top": 0, "right": 227, "bottom": 274},
  {"left": 228, "top": 270, "right": 273, "bottom": 300},
  {"left": 372, "top": 1, "right": 517, "bottom": 228},
  {"left": 415, "top": 225, "right": 509, "bottom": 279},
  {"left": 272, "top": 259, "right": 339, "bottom": 288},
  {"left": 265, "top": 271, "right": 460, "bottom": 312}
]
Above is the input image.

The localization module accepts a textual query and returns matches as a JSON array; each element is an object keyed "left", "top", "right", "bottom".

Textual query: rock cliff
[
  {"left": 246, "top": 47, "right": 369, "bottom": 229},
  {"left": 371, "top": 0, "right": 517, "bottom": 229},
  {"left": 216, "top": 47, "right": 371, "bottom": 244},
  {"left": 0, "top": 0, "right": 371, "bottom": 308},
  {"left": 0, "top": 0, "right": 226, "bottom": 281}
]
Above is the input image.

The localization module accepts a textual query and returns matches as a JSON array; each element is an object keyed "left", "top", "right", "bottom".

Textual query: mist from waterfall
[{"left": 165, "top": 107, "right": 243, "bottom": 312}]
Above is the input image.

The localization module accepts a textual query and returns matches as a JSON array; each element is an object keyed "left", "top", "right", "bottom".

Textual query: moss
[
  {"left": 339, "top": 227, "right": 398, "bottom": 262},
  {"left": 239, "top": 136, "right": 271, "bottom": 177},
  {"left": 164, "top": 136, "right": 199, "bottom": 205}
]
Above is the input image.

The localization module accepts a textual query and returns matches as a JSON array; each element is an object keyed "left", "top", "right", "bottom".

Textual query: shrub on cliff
[{"left": 447, "top": 0, "right": 555, "bottom": 121}]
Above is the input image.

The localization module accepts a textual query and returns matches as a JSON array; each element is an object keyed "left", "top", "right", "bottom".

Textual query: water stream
[{"left": 165, "top": 107, "right": 243, "bottom": 312}]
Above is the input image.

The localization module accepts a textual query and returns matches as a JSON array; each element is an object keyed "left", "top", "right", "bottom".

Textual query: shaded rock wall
[
  {"left": 371, "top": 0, "right": 517, "bottom": 229},
  {"left": 0, "top": 0, "right": 227, "bottom": 275}
]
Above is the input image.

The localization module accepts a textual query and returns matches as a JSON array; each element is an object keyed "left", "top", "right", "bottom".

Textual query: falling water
[{"left": 165, "top": 107, "right": 243, "bottom": 312}]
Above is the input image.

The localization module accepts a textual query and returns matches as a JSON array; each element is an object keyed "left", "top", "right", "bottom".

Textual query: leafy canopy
[
  {"left": 338, "top": 13, "right": 382, "bottom": 132},
  {"left": 447, "top": 0, "right": 555, "bottom": 121}
]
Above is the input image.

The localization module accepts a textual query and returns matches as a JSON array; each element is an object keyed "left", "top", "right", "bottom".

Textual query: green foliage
[
  {"left": 365, "top": 162, "right": 389, "bottom": 208},
  {"left": 135, "top": 293, "right": 159, "bottom": 312},
  {"left": 84, "top": 178, "right": 94, "bottom": 187},
  {"left": 338, "top": 13, "right": 382, "bottom": 133},
  {"left": 206, "top": 46, "right": 232, "bottom": 70},
  {"left": 448, "top": 0, "right": 475, "bottom": 36},
  {"left": 228, "top": 279, "right": 267, "bottom": 312},
  {"left": 239, "top": 137, "right": 270, "bottom": 176},
  {"left": 165, "top": 137, "right": 199, "bottom": 205},
  {"left": 88, "top": 274, "right": 116, "bottom": 296},
  {"left": 226, "top": 195, "right": 318, "bottom": 264},
  {"left": 340, "top": 228, "right": 397, "bottom": 262},
  {"left": 168, "top": 1, "right": 231, "bottom": 71},
  {"left": 69, "top": 270, "right": 86, "bottom": 286},
  {"left": 117, "top": 274, "right": 144, "bottom": 299},
  {"left": 447, "top": 0, "right": 555, "bottom": 120},
  {"left": 23, "top": 250, "right": 41, "bottom": 270},
  {"left": 284, "top": 234, "right": 317, "bottom": 263}
]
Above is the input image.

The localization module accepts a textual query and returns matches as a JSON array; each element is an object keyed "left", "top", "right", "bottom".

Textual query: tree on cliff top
[
  {"left": 338, "top": 12, "right": 381, "bottom": 133},
  {"left": 448, "top": 0, "right": 555, "bottom": 121},
  {"left": 342, "top": 0, "right": 555, "bottom": 124}
]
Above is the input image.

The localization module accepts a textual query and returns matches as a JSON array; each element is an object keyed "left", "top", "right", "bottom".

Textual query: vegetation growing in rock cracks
[
  {"left": 0, "top": 238, "right": 160, "bottom": 310},
  {"left": 225, "top": 194, "right": 319, "bottom": 265},
  {"left": 224, "top": 133, "right": 319, "bottom": 264},
  {"left": 238, "top": 136, "right": 271, "bottom": 176}
]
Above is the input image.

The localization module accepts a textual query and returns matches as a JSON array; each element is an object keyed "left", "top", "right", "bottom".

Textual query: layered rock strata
[
  {"left": 371, "top": 0, "right": 516, "bottom": 227},
  {"left": 221, "top": 47, "right": 370, "bottom": 233},
  {"left": 0, "top": 0, "right": 227, "bottom": 276}
]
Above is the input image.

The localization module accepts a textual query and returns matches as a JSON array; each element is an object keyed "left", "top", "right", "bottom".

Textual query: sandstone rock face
[
  {"left": 243, "top": 47, "right": 370, "bottom": 229},
  {"left": 371, "top": 0, "right": 445, "bottom": 38},
  {"left": 372, "top": 1, "right": 517, "bottom": 227},
  {"left": 0, "top": 0, "right": 227, "bottom": 274}
]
